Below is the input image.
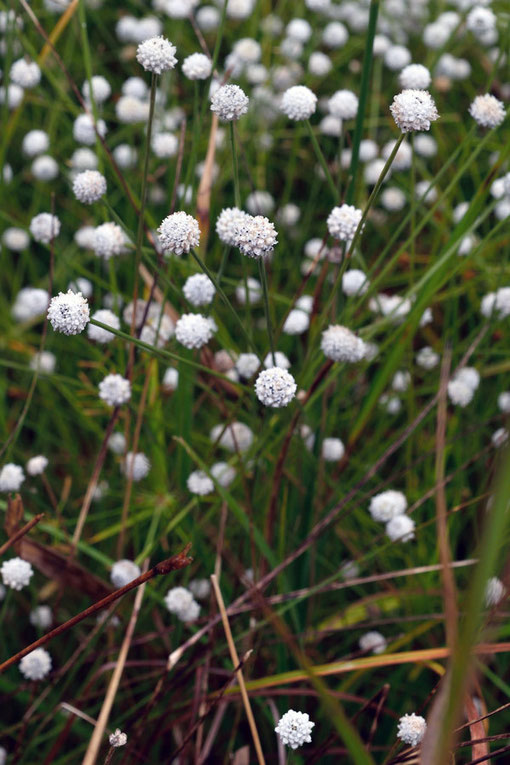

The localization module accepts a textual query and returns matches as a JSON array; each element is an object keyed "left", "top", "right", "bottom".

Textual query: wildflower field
[{"left": 2, "top": 0, "right": 510, "bottom": 762}]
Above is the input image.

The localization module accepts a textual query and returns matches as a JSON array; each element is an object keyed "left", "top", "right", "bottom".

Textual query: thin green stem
[
  {"left": 230, "top": 121, "right": 241, "bottom": 208},
  {"left": 305, "top": 120, "right": 339, "bottom": 203},
  {"left": 258, "top": 259, "right": 276, "bottom": 366},
  {"left": 410, "top": 132, "right": 416, "bottom": 284}
]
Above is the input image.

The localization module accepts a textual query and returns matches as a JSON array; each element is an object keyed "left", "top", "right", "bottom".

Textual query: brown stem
[{"left": 0, "top": 513, "right": 44, "bottom": 557}]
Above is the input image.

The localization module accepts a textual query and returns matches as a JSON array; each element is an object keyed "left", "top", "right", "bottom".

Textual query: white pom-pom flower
[
  {"left": 72, "top": 170, "right": 107, "bottom": 204},
  {"left": 0, "top": 463, "right": 25, "bottom": 492},
  {"left": 397, "top": 713, "right": 427, "bottom": 747},
  {"left": 322, "top": 438, "right": 345, "bottom": 462},
  {"left": 369, "top": 490, "right": 407, "bottom": 522},
  {"left": 1, "top": 557, "right": 33, "bottom": 590},
  {"left": 22, "top": 129, "right": 49, "bottom": 157},
  {"left": 327, "top": 204, "right": 362, "bottom": 242},
  {"left": 26, "top": 456, "right": 48, "bottom": 476},
  {"left": 342, "top": 269, "right": 368, "bottom": 296},
  {"left": 280, "top": 85, "right": 317, "bottom": 120},
  {"left": 158, "top": 211, "right": 200, "bottom": 256},
  {"left": 187, "top": 470, "right": 214, "bottom": 495},
  {"left": 359, "top": 631, "right": 387, "bottom": 654},
  {"left": 73, "top": 113, "right": 107, "bottom": 145},
  {"left": 210, "top": 84, "right": 249, "bottom": 121},
  {"left": 122, "top": 452, "right": 150, "bottom": 481},
  {"left": 164, "top": 586, "right": 200, "bottom": 622},
  {"left": 47, "top": 290, "right": 90, "bottom": 335},
  {"left": 93, "top": 222, "right": 128, "bottom": 260},
  {"left": 182, "top": 52, "right": 212, "bottom": 80},
  {"left": 88, "top": 309, "right": 120, "bottom": 344},
  {"left": 10, "top": 57, "right": 41, "bottom": 89},
  {"left": 109, "top": 730, "right": 128, "bottom": 748},
  {"left": 399, "top": 64, "right": 431, "bottom": 90},
  {"left": 210, "top": 462, "right": 236, "bottom": 487},
  {"left": 236, "top": 353, "right": 260, "bottom": 379},
  {"left": 136, "top": 36, "right": 177, "bottom": 74},
  {"left": 255, "top": 368, "right": 297, "bottom": 408},
  {"left": 390, "top": 89, "right": 439, "bottom": 133},
  {"left": 30, "top": 213, "right": 60, "bottom": 244},
  {"left": 210, "top": 422, "right": 253, "bottom": 452},
  {"left": 216, "top": 207, "right": 250, "bottom": 246},
  {"left": 485, "top": 576, "right": 506, "bottom": 607},
  {"left": 275, "top": 710, "right": 315, "bottom": 750},
  {"left": 283, "top": 309, "right": 309, "bottom": 335},
  {"left": 19, "top": 648, "right": 52, "bottom": 681},
  {"left": 321, "top": 324, "right": 366, "bottom": 362},
  {"left": 234, "top": 214, "right": 278, "bottom": 258},
  {"left": 30, "top": 605, "right": 52, "bottom": 629},
  {"left": 469, "top": 94, "right": 506, "bottom": 128},
  {"left": 175, "top": 313, "right": 213, "bottom": 349},
  {"left": 328, "top": 89, "right": 358, "bottom": 120},
  {"left": 386, "top": 514, "right": 415, "bottom": 542},
  {"left": 183, "top": 274, "right": 216, "bottom": 306},
  {"left": 111, "top": 559, "right": 141, "bottom": 588},
  {"left": 98, "top": 374, "right": 131, "bottom": 407}
]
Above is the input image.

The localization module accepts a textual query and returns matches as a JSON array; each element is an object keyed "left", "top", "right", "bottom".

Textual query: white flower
[
  {"left": 151, "top": 132, "right": 178, "bottom": 158},
  {"left": 158, "top": 212, "right": 200, "bottom": 256},
  {"left": 71, "top": 147, "right": 97, "bottom": 171},
  {"left": 93, "top": 222, "right": 128, "bottom": 259},
  {"left": 245, "top": 190, "right": 274, "bottom": 216},
  {"left": 390, "top": 89, "right": 439, "bottom": 133},
  {"left": 255, "top": 368, "right": 297, "bottom": 408},
  {"left": 469, "top": 94, "right": 506, "bottom": 128},
  {"left": 30, "top": 213, "right": 60, "bottom": 244},
  {"left": 485, "top": 576, "right": 506, "bottom": 607},
  {"left": 10, "top": 57, "right": 41, "bottom": 89},
  {"left": 3, "top": 227, "right": 29, "bottom": 251},
  {"left": 216, "top": 207, "right": 250, "bottom": 246},
  {"left": 183, "top": 274, "right": 215, "bottom": 307},
  {"left": 359, "top": 631, "right": 386, "bottom": 654},
  {"left": 1, "top": 557, "right": 33, "bottom": 590},
  {"left": 322, "top": 21, "right": 348, "bottom": 48},
  {"left": 122, "top": 452, "right": 150, "bottom": 481},
  {"left": 322, "top": 438, "right": 345, "bottom": 462},
  {"left": 447, "top": 379, "right": 473, "bottom": 407},
  {"left": 369, "top": 490, "right": 407, "bottom": 522},
  {"left": 210, "top": 462, "right": 236, "bottom": 487},
  {"left": 467, "top": 7, "right": 496, "bottom": 37},
  {"left": 175, "top": 313, "right": 213, "bottom": 349},
  {"left": 109, "top": 729, "right": 128, "bottom": 747},
  {"left": 12, "top": 287, "right": 48, "bottom": 322},
  {"left": 210, "top": 84, "right": 249, "bottom": 121},
  {"left": 0, "top": 463, "right": 25, "bottom": 492},
  {"left": 454, "top": 367, "right": 480, "bottom": 391},
  {"left": 113, "top": 143, "right": 137, "bottom": 168},
  {"left": 0, "top": 84, "right": 23, "bottom": 109},
  {"left": 308, "top": 51, "right": 332, "bottom": 77},
  {"left": 386, "top": 514, "right": 415, "bottom": 542},
  {"left": 73, "top": 113, "right": 107, "bottom": 145},
  {"left": 282, "top": 309, "right": 309, "bottom": 335},
  {"left": 30, "top": 351, "right": 56, "bottom": 374},
  {"left": 235, "top": 353, "right": 260, "bottom": 379},
  {"left": 72, "top": 170, "right": 107, "bottom": 204},
  {"left": 162, "top": 367, "right": 179, "bottom": 391},
  {"left": 88, "top": 309, "right": 120, "bottom": 344},
  {"left": 275, "top": 710, "right": 315, "bottom": 750},
  {"left": 164, "top": 586, "right": 200, "bottom": 622},
  {"left": 189, "top": 578, "right": 211, "bottom": 600},
  {"left": 210, "top": 422, "right": 253, "bottom": 452},
  {"left": 29, "top": 605, "right": 52, "bottom": 629},
  {"left": 111, "top": 559, "right": 141, "bottom": 588},
  {"left": 392, "top": 371, "right": 411, "bottom": 392},
  {"left": 327, "top": 204, "right": 362, "bottom": 242},
  {"left": 108, "top": 432, "right": 126, "bottom": 455},
  {"left": 82, "top": 75, "right": 111, "bottom": 103},
  {"left": 99, "top": 374, "right": 131, "bottom": 407},
  {"left": 328, "top": 89, "right": 358, "bottom": 120},
  {"left": 182, "top": 52, "right": 212, "bottom": 80},
  {"left": 342, "top": 269, "right": 368, "bottom": 296},
  {"left": 399, "top": 64, "right": 431, "bottom": 90},
  {"left": 187, "top": 470, "right": 214, "bottom": 495},
  {"left": 26, "top": 455, "right": 48, "bottom": 476},
  {"left": 280, "top": 85, "right": 317, "bottom": 120},
  {"left": 136, "top": 36, "right": 177, "bottom": 74},
  {"left": 235, "top": 277, "right": 261, "bottom": 305},
  {"left": 498, "top": 391, "right": 510, "bottom": 413},
  {"left": 264, "top": 351, "right": 290, "bottom": 370},
  {"left": 19, "top": 648, "right": 52, "bottom": 681},
  {"left": 32, "top": 155, "right": 58, "bottom": 181},
  {"left": 22, "top": 128, "right": 49, "bottom": 156},
  {"left": 397, "top": 713, "right": 427, "bottom": 747},
  {"left": 116, "top": 96, "right": 149, "bottom": 124},
  {"left": 384, "top": 44, "right": 411, "bottom": 71},
  {"left": 234, "top": 215, "right": 278, "bottom": 259},
  {"left": 321, "top": 325, "right": 366, "bottom": 363},
  {"left": 47, "top": 290, "right": 90, "bottom": 335}
]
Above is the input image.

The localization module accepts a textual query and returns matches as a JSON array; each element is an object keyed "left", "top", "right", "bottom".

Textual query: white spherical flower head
[
  {"left": 22, "top": 129, "right": 49, "bottom": 157},
  {"left": 136, "top": 36, "right": 177, "bottom": 74},
  {"left": 342, "top": 269, "right": 368, "bottom": 296},
  {"left": 397, "top": 713, "right": 427, "bottom": 747},
  {"left": 498, "top": 392, "right": 510, "bottom": 413},
  {"left": 386, "top": 514, "right": 415, "bottom": 542},
  {"left": 110, "top": 559, "right": 141, "bottom": 588},
  {"left": 88, "top": 309, "right": 120, "bottom": 344},
  {"left": 73, "top": 113, "right": 107, "bottom": 145},
  {"left": 280, "top": 85, "right": 317, "bottom": 121},
  {"left": 216, "top": 207, "right": 250, "bottom": 246},
  {"left": 10, "top": 57, "right": 41, "bottom": 89},
  {"left": 447, "top": 379, "right": 474, "bottom": 407},
  {"left": 30, "top": 213, "right": 60, "bottom": 244},
  {"left": 183, "top": 273, "right": 216, "bottom": 306},
  {"left": 187, "top": 469, "right": 214, "bottom": 495},
  {"left": 328, "top": 89, "right": 358, "bottom": 120},
  {"left": 26, "top": 455, "right": 48, "bottom": 476},
  {"left": 72, "top": 170, "right": 107, "bottom": 204},
  {"left": 321, "top": 324, "right": 366, "bottom": 363},
  {"left": 47, "top": 290, "right": 90, "bottom": 335},
  {"left": 399, "top": 64, "right": 431, "bottom": 90},
  {"left": 369, "top": 489, "right": 407, "bottom": 522},
  {"left": 82, "top": 75, "right": 111, "bottom": 104},
  {"left": 275, "top": 710, "right": 315, "bottom": 750},
  {"left": 158, "top": 211, "right": 200, "bottom": 256},
  {"left": 210, "top": 461, "right": 236, "bottom": 487},
  {"left": 359, "top": 630, "right": 386, "bottom": 654},
  {"left": 151, "top": 132, "right": 178, "bottom": 158},
  {"left": 109, "top": 730, "right": 128, "bottom": 748},
  {"left": 0, "top": 463, "right": 25, "bottom": 492},
  {"left": 98, "top": 374, "right": 131, "bottom": 407},
  {"left": 236, "top": 353, "right": 260, "bottom": 379},
  {"left": 210, "top": 84, "right": 249, "bottom": 121},
  {"left": 164, "top": 586, "right": 200, "bottom": 621},
  {"left": 234, "top": 215, "right": 278, "bottom": 259},
  {"left": 327, "top": 204, "right": 362, "bottom": 242},
  {"left": 236, "top": 277, "right": 261, "bottom": 305},
  {"left": 162, "top": 367, "right": 179, "bottom": 391},
  {"left": 93, "top": 222, "right": 128, "bottom": 260},
  {"left": 255, "top": 367, "right": 297, "bottom": 408},
  {"left": 19, "top": 648, "right": 52, "bottom": 681},
  {"left": 30, "top": 605, "right": 53, "bottom": 629},
  {"left": 210, "top": 421, "right": 254, "bottom": 452},
  {"left": 390, "top": 89, "right": 439, "bottom": 133},
  {"left": 469, "top": 94, "right": 506, "bottom": 128},
  {"left": 123, "top": 452, "right": 150, "bottom": 482},
  {"left": 3, "top": 227, "right": 30, "bottom": 251},
  {"left": 264, "top": 351, "right": 290, "bottom": 370},
  {"left": 1, "top": 557, "right": 33, "bottom": 590},
  {"left": 283, "top": 309, "right": 309, "bottom": 335},
  {"left": 175, "top": 313, "right": 213, "bottom": 349},
  {"left": 182, "top": 52, "right": 212, "bottom": 80},
  {"left": 322, "top": 437, "right": 345, "bottom": 462},
  {"left": 485, "top": 576, "right": 506, "bottom": 607},
  {"left": 32, "top": 155, "right": 58, "bottom": 181},
  {"left": 108, "top": 432, "right": 126, "bottom": 455}
]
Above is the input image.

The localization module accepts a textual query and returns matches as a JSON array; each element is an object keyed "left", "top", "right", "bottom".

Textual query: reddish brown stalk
[
  {"left": 0, "top": 512, "right": 44, "bottom": 556},
  {"left": 0, "top": 546, "right": 192, "bottom": 675}
]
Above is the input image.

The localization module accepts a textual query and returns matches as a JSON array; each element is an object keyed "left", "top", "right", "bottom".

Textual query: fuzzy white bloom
[
  {"left": 380, "top": 394, "right": 402, "bottom": 415},
  {"left": 397, "top": 713, "right": 427, "bottom": 747},
  {"left": 123, "top": 452, "right": 150, "bottom": 481},
  {"left": 322, "top": 437, "right": 345, "bottom": 462},
  {"left": 183, "top": 274, "right": 215, "bottom": 307},
  {"left": 113, "top": 143, "right": 137, "bottom": 169},
  {"left": 164, "top": 586, "right": 200, "bottom": 622},
  {"left": 30, "top": 213, "right": 60, "bottom": 244},
  {"left": 32, "top": 155, "right": 58, "bottom": 181},
  {"left": 0, "top": 463, "right": 25, "bottom": 492},
  {"left": 116, "top": 95, "right": 150, "bottom": 124},
  {"left": 390, "top": 89, "right": 439, "bottom": 133},
  {"left": 235, "top": 353, "right": 260, "bottom": 379},
  {"left": 108, "top": 432, "right": 126, "bottom": 455},
  {"left": 26, "top": 455, "right": 48, "bottom": 476},
  {"left": 447, "top": 379, "right": 474, "bottom": 407},
  {"left": 386, "top": 514, "right": 415, "bottom": 542},
  {"left": 369, "top": 490, "right": 407, "bottom": 522},
  {"left": 416, "top": 346, "right": 439, "bottom": 370},
  {"left": 87, "top": 309, "right": 119, "bottom": 344},
  {"left": 467, "top": 7, "right": 496, "bottom": 36},
  {"left": 174, "top": 313, "right": 212, "bottom": 349},
  {"left": 414, "top": 134, "right": 437, "bottom": 158},
  {"left": 189, "top": 578, "right": 211, "bottom": 600},
  {"left": 210, "top": 422, "right": 253, "bottom": 452},
  {"left": 47, "top": 290, "right": 90, "bottom": 335},
  {"left": 162, "top": 367, "right": 179, "bottom": 391},
  {"left": 264, "top": 351, "right": 290, "bottom": 370},
  {"left": 481, "top": 287, "right": 510, "bottom": 319},
  {"left": 111, "top": 559, "right": 141, "bottom": 588},
  {"left": 392, "top": 371, "right": 411, "bottom": 392},
  {"left": 10, "top": 57, "right": 41, "bottom": 89},
  {"left": 99, "top": 374, "right": 131, "bottom": 407},
  {"left": 275, "top": 710, "right": 315, "bottom": 750},
  {"left": 1, "top": 557, "right": 33, "bottom": 590},
  {"left": 492, "top": 428, "right": 508, "bottom": 448},
  {"left": 93, "top": 222, "right": 129, "bottom": 260},
  {"left": 196, "top": 6, "right": 220, "bottom": 30},
  {"left": 255, "top": 368, "right": 297, "bottom": 408},
  {"left": 109, "top": 730, "right": 127, "bottom": 748},
  {"left": 328, "top": 89, "right": 358, "bottom": 120},
  {"left": 12, "top": 287, "right": 48, "bottom": 322},
  {"left": 455, "top": 367, "right": 480, "bottom": 391},
  {"left": 381, "top": 187, "right": 406, "bottom": 211},
  {"left": 233, "top": 37, "right": 261, "bottom": 63},
  {"left": 82, "top": 75, "right": 111, "bottom": 103},
  {"left": 19, "top": 648, "right": 52, "bottom": 681},
  {"left": 151, "top": 132, "right": 178, "bottom": 158},
  {"left": 3, "top": 227, "right": 29, "bottom": 251},
  {"left": 384, "top": 45, "right": 411, "bottom": 71},
  {"left": 235, "top": 278, "right": 261, "bottom": 306},
  {"left": 323, "top": 21, "right": 348, "bottom": 48},
  {"left": 158, "top": 212, "right": 200, "bottom": 256},
  {"left": 0, "top": 83, "right": 24, "bottom": 109},
  {"left": 216, "top": 208, "right": 250, "bottom": 246},
  {"left": 234, "top": 215, "right": 278, "bottom": 259},
  {"left": 342, "top": 269, "right": 368, "bottom": 296},
  {"left": 280, "top": 85, "right": 317, "bottom": 120},
  {"left": 73, "top": 113, "right": 107, "bottom": 145},
  {"left": 182, "top": 52, "right": 212, "bottom": 80},
  {"left": 30, "top": 351, "right": 56, "bottom": 374},
  {"left": 485, "top": 576, "right": 506, "bottom": 607},
  {"left": 283, "top": 309, "right": 309, "bottom": 335},
  {"left": 308, "top": 51, "right": 332, "bottom": 77},
  {"left": 71, "top": 147, "right": 98, "bottom": 172},
  {"left": 399, "top": 64, "right": 431, "bottom": 90},
  {"left": 359, "top": 630, "right": 387, "bottom": 654},
  {"left": 211, "top": 84, "right": 249, "bottom": 121},
  {"left": 72, "top": 170, "right": 107, "bottom": 204},
  {"left": 321, "top": 324, "right": 366, "bottom": 363},
  {"left": 469, "top": 94, "right": 506, "bottom": 128},
  {"left": 327, "top": 204, "right": 362, "bottom": 242},
  {"left": 245, "top": 191, "right": 274, "bottom": 216},
  {"left": 498, "top": 391, "right": 510, "bottom": 413},
  {"left": 210, "top": 461, "right": 236, "bottom": 488},
  {"left": 187, "top": 469, "right": 214, "bottom": 495},
  {"left": 30, "top": 605, "right": 52, "bottom": 629},
  {"left": 136, "top": 36, "right": 177, "bottom": 74}
]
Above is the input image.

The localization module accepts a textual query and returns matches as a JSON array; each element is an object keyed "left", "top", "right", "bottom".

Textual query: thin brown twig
[{"left": 0, "top": 513, "right": 44, "bottom": 557}]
